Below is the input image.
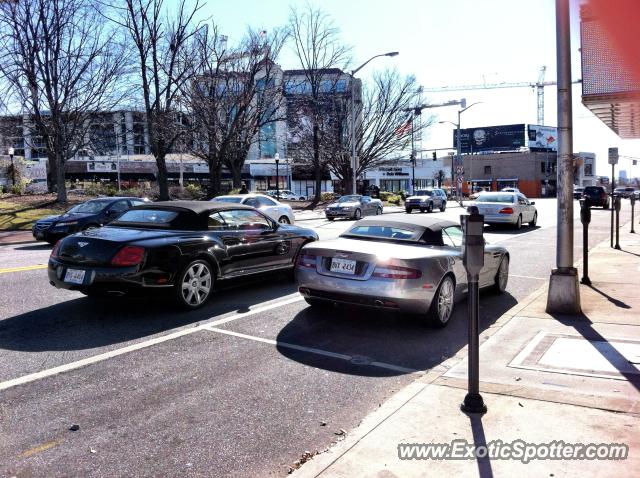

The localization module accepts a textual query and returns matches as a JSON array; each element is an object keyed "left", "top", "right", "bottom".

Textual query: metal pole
[
  {"left": 631, "top": 198, "right": 636, "bottom": 233},
  {"left": 580, "top": 199, "right": 591, "bottom": 285},
  {"left": 115, "top": 133, "right": 121, "bottom": 192},
  {"left": 275, "top": 159, "right": 280, "bottom": 200},
  {"left": 456, "top": 112, "right": 461, "bottom": 205},
  {"left": 351, "top": 75, "right": 357, "bottom": 195},
  {"left": 10, "top": 154, "right": 15, "bottom": 186},
  {"left": 546, "top": 0, "right": 580, "bottom": 314},
  {"left": 610, "top": 164, "right": 615, "bottom": 247},
  {"left": 615, "top": 196, "right": 621, "bottom": 249},
  {"left": 411, "top": 115, "right": 415, "bottom": 195}
]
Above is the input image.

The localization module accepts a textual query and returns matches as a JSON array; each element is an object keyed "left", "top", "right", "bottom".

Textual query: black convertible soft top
[{"left": 133, "top": 200, "right": 255, "bottom": 214}]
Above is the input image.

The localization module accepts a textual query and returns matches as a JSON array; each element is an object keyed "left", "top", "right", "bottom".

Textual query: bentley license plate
[
  {"left": 64, "top": 268, "right": 85, "bottom": 285},
  {"left": 330, "top": 258, "right": 356, "bottom": 275}
]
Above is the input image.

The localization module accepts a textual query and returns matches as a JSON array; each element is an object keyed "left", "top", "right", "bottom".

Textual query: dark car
[
  {"left": 33, "top": 197, "right": 149, "bottom": 244},
  {"left": 48, "top": 201, "right": 318, "bottom": 309},
  {"left": 573, "top": 186, "right": 585, "bottom": 199},
  {"left": 582, "top": 186, "right": 609, "bottom": 208}
]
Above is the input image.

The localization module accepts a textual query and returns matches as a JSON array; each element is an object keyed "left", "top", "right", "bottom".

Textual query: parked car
[
  {"left": 266, "top": 189, "right": 306, "bottom": 201},
  {"left": 501, "top": 187, "right": 521, "bottom": 193},
  {"left": 324, "top": 195, "right": 383, "bottom": 221},
  {"left": 32, "top": 197, "right": 149, "bottom": 244},
  {"left": 573, "top": 186, "right": 585, "bottom": 199},
  {"left": 213, "top": 194, "right": 295, "bottom": 224},
  {"left": 614, "top": 186, "right": 637, "bottom": 199},
  {"left": 48, "top": 201, "right": 318, "bottom": 309},
  {"left": 405, "top": 188, "right": 447, "bottom": 213},
  {"left": 471, "top": 191, "right": 537, "bottom": 229},
  {"left": 295, "top": 215, "right": 509, "bottom": 327},
  {"left": 582, "top": 186, "right": 609, "bottom": 208}
]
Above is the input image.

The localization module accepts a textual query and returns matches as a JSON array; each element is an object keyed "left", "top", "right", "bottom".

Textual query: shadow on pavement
[
  {"left": 469, "top": 414, "right": 494, "bottom": 478},
  {"left": 585, "top": 284, "right": 631, "bottom": 309},
  {"left": 483, "top": 224, "right": 540, "bottom": 236},
  {"left": 0, "top": 274, "right": 297, "bottom": 353},
  {"left": 14, "top": 243, "right": 51, "bottom": 251},
  {"left": 275, "top": 291, "right": 517, "bottom": 377}
]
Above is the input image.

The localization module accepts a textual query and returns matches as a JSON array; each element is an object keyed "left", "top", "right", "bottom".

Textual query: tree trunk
[
  {"left": 231, "top": 164, "right": 242, "bottom": 189},
  {"left": 56, "top": 153, "right": 67, "bottom": 203},
  {"left": 156, "top": 154, "right": 169, "bottom": 200},
  {"left": 47, "top": 152, "right": 57, "bottom": 194},
  {"left": 207, "top": 160, "right": 222, "bottom": 199}
]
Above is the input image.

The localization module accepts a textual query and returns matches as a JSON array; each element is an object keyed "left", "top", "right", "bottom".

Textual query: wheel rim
[
  {"left": 532, "top": 213, "right": 537, "bottom": 225},
  {"left": 517, "top": 216, "right": 521, "bottom": 228},
  {"left": 279, "top": 216, "right": 290, "bottom": 224},
  {"left": 377, "top": 208, "right": 382, "bottom": 215},
  {"left": 437, "top": 278, "right": 454, "bottom": 323},
  {"left": 498, "top": 257, "right": 509, "bottom": 290},
  {"left": 181, "top": 263, "right": 212, "bottom": 306},
  {"left": 355, "top": 209, "right": 361, "bottom": 219}
]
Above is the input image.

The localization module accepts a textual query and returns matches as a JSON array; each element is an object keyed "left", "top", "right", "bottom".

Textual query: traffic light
[{"left": 432, "top": 151, "right": 437, "bottom": 161}]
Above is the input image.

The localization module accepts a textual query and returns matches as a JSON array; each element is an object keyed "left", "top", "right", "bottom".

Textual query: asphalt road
[{"left": 0, "top": 198, "right": 634, "bottom": 477}]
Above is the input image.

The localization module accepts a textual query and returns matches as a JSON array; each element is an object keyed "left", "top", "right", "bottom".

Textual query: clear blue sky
[{"left": 174, "top": 0, "right": 640, "bottom": 178}]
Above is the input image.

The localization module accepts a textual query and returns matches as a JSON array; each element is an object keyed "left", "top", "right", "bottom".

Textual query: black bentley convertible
[{"left": 48, "top": 201, "right": 318, "bottom": 309}]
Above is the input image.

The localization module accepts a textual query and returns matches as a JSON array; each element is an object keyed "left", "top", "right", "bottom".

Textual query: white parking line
[
  {"left": 0, "top": 294, "right": 304, "bottom": 392},
  {"left": 204, "top": 326, "right": 420, "bottom": 374},
  {"left": 509, "top": 274, "right": 547, "bottom": 280}
]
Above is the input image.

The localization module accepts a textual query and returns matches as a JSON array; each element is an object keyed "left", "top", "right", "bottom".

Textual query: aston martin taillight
[
  {"left": 499, "top": 207, "right": 514, "bottom": 214},
  {"left": 297, "top": 253, "right": 317, "bottom": 269},
  {"left": 111, "top": 246, "right": 145, "bottom": 266},
  {"left": 372, "top": 264, "right": 422, "bottom": 280}
]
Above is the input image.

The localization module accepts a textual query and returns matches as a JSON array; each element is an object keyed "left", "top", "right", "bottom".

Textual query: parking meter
[
  {"left": 460, "top": 206, "right": 487, "bottom": 415},
  {"left": 631, "top": 195, "right": 636, "bottom": 234},
  {"left": 614, "top": 195, "right": 622, "bottom": 250},
  {"left": 579, "top": 199, "right": 591, "bottom": 285},
  {"left": 461, "top": 206, "right": 485, "bottom": 279}
]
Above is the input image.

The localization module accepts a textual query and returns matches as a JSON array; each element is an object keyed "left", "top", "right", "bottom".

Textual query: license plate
[
  {"left": 330, "top": 258, "right": 356, "bottom": 275},
  {"left": 64, "top": 268, "right": 86, "bottom": 285}
]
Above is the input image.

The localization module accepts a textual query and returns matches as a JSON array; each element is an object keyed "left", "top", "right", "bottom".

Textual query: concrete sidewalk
[{"left": 293, "top": 224, "right": 640, "bottom": 477}]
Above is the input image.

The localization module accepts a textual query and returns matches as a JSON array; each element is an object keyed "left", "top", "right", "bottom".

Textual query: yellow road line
[
  {"left": 0, "top": 264, "right": 47, "bottom": 274},
  {"left": 19, "top": 438, "right": 64, "bottom": 458}
]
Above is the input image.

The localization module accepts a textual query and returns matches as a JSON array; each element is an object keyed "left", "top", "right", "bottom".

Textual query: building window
[
  {"left": 484, "top": 165, "right": 491, "bottom": 174},
  {"left": 541, "top": 162, "right": 546, "bottom": 173}
]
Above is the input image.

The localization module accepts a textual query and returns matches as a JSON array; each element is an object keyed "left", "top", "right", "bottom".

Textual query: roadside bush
[
  {"left": 10, "top": 179, "right": 29, "bottom": 195},
  {"left": 321, "top": 192, "right": 338, "bottom": 201},
  {"left": 387, "top": 194, "right": 402, "bottom": 205},
  {"left": 184, "top": 183, "right": 202, "bottom": 199},
  {"left": 378, "top": 191, "right": 394, "bottom": 202}
]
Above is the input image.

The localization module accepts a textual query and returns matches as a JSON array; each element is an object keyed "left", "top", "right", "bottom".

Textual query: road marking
[
  {"left": 19, "top": 438, "right": 64, "bottom": 458},
  {"left": 0, "top": 294, "right": 304, "bottom": 392},
  {"left": 0, "top": 264, "right": 47, "bottom": 274},
  {"left": 204, "top": 326, "right": 419, "bottom": 374},
  {"left": 509, "top": 274, "right": 547, "bottom": 280}
]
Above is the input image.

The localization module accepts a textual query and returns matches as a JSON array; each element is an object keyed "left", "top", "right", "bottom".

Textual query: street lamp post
[
  {"left": 8, "top": 147, "right": 15, "bottom": 186},
  {"left": 350, "top": 51, "right": 399, "bottom": 195},
  {"left": 275, "top": 158, "right": 280, "bottom": 200}
]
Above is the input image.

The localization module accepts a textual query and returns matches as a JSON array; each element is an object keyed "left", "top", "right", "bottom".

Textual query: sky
[{"left": 173, "top": 0, "right": 640, "bottom": 179}]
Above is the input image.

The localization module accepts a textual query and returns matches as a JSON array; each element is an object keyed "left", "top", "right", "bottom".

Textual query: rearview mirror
[{"left": 530, "top": 201, "right": 536, "bottom": 205}]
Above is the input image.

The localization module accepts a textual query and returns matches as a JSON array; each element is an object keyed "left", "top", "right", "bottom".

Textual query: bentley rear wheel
[{"left": 175, "top": 260, "right": 213, "bottom": 309}]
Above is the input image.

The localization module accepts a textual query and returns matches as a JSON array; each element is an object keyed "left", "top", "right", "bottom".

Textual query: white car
[
  {"left": 266, "top": 190, "right": 306, "bottom": 201},
  {"left": 472, "top": 191, "right": 537, "bottom": 229},
  {"left": 501, "top": 187, "right": 521, "bottom": 193},
  {"left": 212, "top": 194, "right": 296, "bottom": 224}
]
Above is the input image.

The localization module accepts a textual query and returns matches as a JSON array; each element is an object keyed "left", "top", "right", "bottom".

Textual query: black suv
[
  {"left": 582, "top": 186, "right": 609, "bottom": 208},
  {"left": 33, "top": 197, "right": 149, "bottom": 244}
]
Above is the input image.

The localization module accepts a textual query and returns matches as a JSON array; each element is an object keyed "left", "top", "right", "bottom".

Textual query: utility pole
[{"left": 546, "top": 0, "right": 581, "bottom": 314}]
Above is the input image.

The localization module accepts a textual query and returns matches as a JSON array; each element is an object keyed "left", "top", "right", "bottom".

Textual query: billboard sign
[
  {"left": 528, "top": 125, "right": 558, "bottom": 151},
  {"left": 455, "top": 124, "right": 526, "bottom": 154}
]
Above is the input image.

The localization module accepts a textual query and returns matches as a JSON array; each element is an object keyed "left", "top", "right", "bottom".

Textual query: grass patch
[{"left": 0, "top": 198, "right": 73, "bottom": 231}]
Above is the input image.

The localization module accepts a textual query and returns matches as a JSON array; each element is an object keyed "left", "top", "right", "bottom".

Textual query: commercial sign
[
  {"left": 608, "top": 147, "right": 619, "bottom": 165},
  {"left": 528, "top": 125, "right": 557, "bottom": 152},
  {"left": 455, "top": 124, "right": 526, "bottom": 154},
  {"left": 87, "top": 161, "right": 118, "bottom": 172}
]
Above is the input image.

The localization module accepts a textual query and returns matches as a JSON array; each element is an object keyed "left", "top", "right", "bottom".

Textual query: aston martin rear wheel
[
  {"left": 426, "top": 275, "right": 455, "bottom": 328},
  {"left": 493, "top": 255, "right": 509, "bottom": 293},
  {"left": 175, "top": 260, "right": 213, "bottom": 309}
]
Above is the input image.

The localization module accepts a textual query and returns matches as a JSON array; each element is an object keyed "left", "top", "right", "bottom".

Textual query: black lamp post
[
  {"left": 8, "top": 147, "right": 15, "bottom": 186},
  {"left": 275, "top": 158, "right": 280, "bottom": 200}
]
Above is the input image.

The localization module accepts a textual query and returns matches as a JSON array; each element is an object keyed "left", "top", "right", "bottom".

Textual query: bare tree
[
  {"left": 185, "top": 24, "right": 287, "bottom": 197},
  {"left": 288, "top": 5, "right": 351, "bottom": 206},
  {"left": 326, "top": 69, "right": 429, "bottom": 192},
  {"left": 114, "top": 0, "right": 203, "bottom": 200},
  {"left": 0, "top": 0, "right": 128, "bottom": 203}
]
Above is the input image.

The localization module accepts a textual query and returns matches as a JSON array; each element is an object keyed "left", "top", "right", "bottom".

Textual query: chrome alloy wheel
[
  {"left": 496, "top": 256, "right": 509, "bottom": 292},
  {"left": 436, "top": 276, "right": 454, "bottom": 324},
  {"left": 181, "top": 262, "right": 212, "bottom": 307}
]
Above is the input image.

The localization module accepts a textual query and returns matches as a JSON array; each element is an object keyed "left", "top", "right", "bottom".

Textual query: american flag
[{"left": 395, "top": 119, "right": 412, "bottom": 137}]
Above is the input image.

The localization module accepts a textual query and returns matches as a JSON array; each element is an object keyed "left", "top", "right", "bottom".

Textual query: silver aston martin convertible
[{"left": 295, "top": 215, "right": 509, "bottom": 327}]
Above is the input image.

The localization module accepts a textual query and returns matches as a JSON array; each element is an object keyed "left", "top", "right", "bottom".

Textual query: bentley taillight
[
  {"left": 50, "top": 240, "right": 62, "bottom": 259},
  {"left": 111, "top": 246, "right": 145, "bottom": 266}
]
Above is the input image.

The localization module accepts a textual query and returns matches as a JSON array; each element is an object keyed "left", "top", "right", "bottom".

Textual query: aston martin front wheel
[
  {"left": 175, "top": 260, "right": 214, "bottom": 309},
  {"left": 493, "top": 255, "right": 509, "bottom": 293}
]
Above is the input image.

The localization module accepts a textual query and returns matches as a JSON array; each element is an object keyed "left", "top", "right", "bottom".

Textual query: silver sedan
[
  {"left": 295, "top": 215, "right": 509, "bottom": 327},
  {"left": 213, "top": 194, "right": 296, "bottom": 224},
  {"left": 471, "top": 192, "right": 537, "bottom": 229}
]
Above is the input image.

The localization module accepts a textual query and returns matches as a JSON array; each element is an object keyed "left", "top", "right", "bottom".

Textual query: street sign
[
  {"left": 456, "top": 166, "right": 464, "bottom": 175},
  {"left": 608, "top": 147, "right": 619, "bottom": 165}
]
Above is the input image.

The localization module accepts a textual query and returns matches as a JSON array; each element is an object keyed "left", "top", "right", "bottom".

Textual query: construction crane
[{"left": 422, "top": 66, "right": 581, "bottom": 125}]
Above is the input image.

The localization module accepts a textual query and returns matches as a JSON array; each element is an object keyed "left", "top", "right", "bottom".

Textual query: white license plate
[
  {"left": 64, "top": 268, "right": 86, "bottom": 285},
  {"left": 330, "top": 258, "right": 356, "bottom": 275}
]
